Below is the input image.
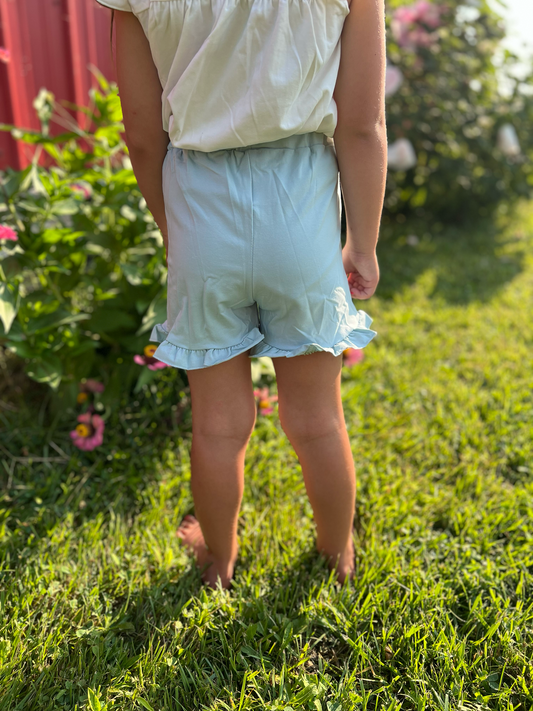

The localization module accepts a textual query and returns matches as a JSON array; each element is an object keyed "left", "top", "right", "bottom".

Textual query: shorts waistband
[{"left": 167, "top": 132, "right": 333, "bottom": 154}]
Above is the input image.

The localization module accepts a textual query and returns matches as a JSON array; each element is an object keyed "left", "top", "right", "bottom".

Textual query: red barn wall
[{"left": 0, "top": 0, "right": 117, "bottom": 170}]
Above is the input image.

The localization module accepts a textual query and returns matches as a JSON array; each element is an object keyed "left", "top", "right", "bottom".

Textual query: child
[{"left": 96, "top": 0, "right": 387, "bottom": 589}]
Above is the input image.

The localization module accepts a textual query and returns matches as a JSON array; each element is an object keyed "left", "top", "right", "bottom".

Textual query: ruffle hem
[
  {"left": 251, "top": 309, "right": 377, "bottom": 358},
  {"left": 150, "top": 323, "right": 265, "bottom": 370},
  {"left": 149, "top": 310, "right": 377, "bottom": 369}
]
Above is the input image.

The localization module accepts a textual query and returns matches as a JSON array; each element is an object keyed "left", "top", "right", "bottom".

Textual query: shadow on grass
[
  {"left": 0, "top": 368, "right": 192, "bottom": 577},
  {"left": 371, "top": 212, "right": 527, "bottom": 304}
]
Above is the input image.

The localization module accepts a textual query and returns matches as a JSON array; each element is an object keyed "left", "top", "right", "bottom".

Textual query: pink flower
[
  {"left": 342, "top": 348, "right": 365, "bottom": 367},
  {"left": 408, "top": 26, "right": 437, "bottom": 48},
  {"left": 84, "top": 379, "right": 105, "bottom": 393},
  {"left": 77, "top": 379, "right": 105, "bottom": 404},
  {"left": 70, "top": 182, "right": 92, "bottom": 200},
  {"left": 253, "top": 386, "right": 278, "bottom": 415},
  {"left": 392, "top": 1, "right": 442, "bottom": 49},
  {"left": 0, "top": 47, "right": 10, "bottom": 64},
  {"left": 394, "top": 6, "right": 418, "bottom": 24},
  {"left": 134, "top": 344, "right": 169, "bottom": 370},
  {"left": 413, "top": 0, "right": 442, "bottom": 28},
  {"left": 0, "top": 225, "right": 18, "bottom": 241},
  {"left": 70, "top": 411, "right": 105, "bottom": 451}
]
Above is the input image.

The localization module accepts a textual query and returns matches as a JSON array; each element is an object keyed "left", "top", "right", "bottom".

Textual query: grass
[{"left": 0, "top": 200, "right": 532, "bottom": 710}]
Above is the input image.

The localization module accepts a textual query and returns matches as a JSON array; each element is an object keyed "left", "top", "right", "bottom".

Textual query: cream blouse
[{"left": 96, "top": 0, "right": 350, "bottom": 152}]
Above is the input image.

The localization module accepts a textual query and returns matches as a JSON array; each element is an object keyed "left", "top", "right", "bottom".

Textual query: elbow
[
  {"left": 334, "top": 117, "right": 387, "bottom": 140},
  {"left": 334, "top": 105, "right": 387, "bottom": 138},
  {"left": 124, "top": 128, "right": 149, "bottom": 153},
  {"left": 124, "top": 125, "right": 167, "bottom": 153}
]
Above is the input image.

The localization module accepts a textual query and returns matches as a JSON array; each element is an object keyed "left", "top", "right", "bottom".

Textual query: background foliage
[
  {"left": 1, "top": 0, "right": 532, "bottom": 405},
  {"left": 380, "top": 0, "right": 533, "bottom": 228},
  {"left": 0, "top": 74, "right": 185, "bottom": 411}
]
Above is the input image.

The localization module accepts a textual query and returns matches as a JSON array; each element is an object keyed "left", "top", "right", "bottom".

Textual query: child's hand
[{"left": 342, "top": 246, "right": 379, "bottom": 300}]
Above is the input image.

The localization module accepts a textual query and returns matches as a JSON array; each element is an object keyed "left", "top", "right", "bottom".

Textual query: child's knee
[
  {"left": 193, "top": 401, "right": 256, "bottom": 443},
  {"left": 278, "top": 400, "right": 345, "bottom": 446}
]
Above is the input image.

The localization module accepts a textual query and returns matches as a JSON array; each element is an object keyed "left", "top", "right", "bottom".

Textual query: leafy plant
[
  {"left": 0, "top": 72, "right": 183, "bottom": 409},
  {"left": 381, "top": 0, "right": 533, "bottom": 227}
]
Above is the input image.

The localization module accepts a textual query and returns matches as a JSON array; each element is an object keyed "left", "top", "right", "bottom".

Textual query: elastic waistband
[{"left": 167, "top": 132, "right": 333, "bottom": 154}]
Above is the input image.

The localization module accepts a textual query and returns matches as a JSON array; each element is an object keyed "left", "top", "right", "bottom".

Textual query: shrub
[
  {"left": 381, "top": 0, "right": 533, "bottom": 227},
  {"left": 0, "top": 73, "right": 181, "bottom": 409}
]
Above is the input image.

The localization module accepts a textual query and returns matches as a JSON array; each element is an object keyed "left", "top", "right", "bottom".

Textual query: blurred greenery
[{"left": 380, "top": 0, "right": 533, "bottom": 224}]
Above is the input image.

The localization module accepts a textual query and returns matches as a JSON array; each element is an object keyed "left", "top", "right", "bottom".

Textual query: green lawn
[{"left": 1, "top": 201, "right": 532, "bottom": 710}]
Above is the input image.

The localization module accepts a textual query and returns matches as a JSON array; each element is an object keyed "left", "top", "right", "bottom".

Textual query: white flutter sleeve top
[{"left": 96, "top": 0, "right": 350, "bottom": 152}]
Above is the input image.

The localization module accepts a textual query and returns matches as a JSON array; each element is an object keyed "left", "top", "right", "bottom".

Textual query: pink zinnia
[
  {"left": 134, "top": 344, "right": 169, "bottom": 370},
  {"left": 342, "top": 348, "right": 365, "bottom": 367},
  {"left": 84, "top": 379, "right": 105, "bottom": 393},
  {"left": 77, "top": 379, "right": 105, "bottom": 404},
  {"left": 70, "top": 411, "right": 105, "bottom": 451},
  {"left": 0, "top": 48, "right": 10, "bottom": 64},
  {"left": 0, "top": 225, "right": 17, "bottom": 241},
  {"left": 253, "top": 386, "right": 278, "bottom": 415}
]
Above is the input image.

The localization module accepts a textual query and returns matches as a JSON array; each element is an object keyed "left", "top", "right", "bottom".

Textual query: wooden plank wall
[{"left": 0, "top": 0, "right": 117, "bottom": 170}]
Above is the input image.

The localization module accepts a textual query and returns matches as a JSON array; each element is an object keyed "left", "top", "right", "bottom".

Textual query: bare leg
[
  {"left": 177, "top": 350, "right": 256, "bottom": 589},
  {"left": 272, "top": 351, "right": 356, "bottom": 583}
]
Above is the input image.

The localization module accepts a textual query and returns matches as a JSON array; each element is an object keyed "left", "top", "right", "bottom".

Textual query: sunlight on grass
[{"left": 0, "top": 202, "right": 532, "bottom": 709}]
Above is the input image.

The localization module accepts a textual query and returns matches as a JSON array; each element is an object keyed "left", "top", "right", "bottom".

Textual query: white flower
[
  {"left": 497, "top": 124, "right": 521, "bottom": 157},
  {"left": 385, "top": 66, "right": 404, "bottom": 97},
  {"left": 388, "top": 138, "right": 417, "bottom": 171}
]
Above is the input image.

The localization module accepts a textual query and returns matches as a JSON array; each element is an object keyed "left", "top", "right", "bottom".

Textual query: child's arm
[
  {"left": 114, "top": 10, "right": 169, "bottom": 255},
  {"left": 333, "top": 0, "right": 387, "bottom": 281}
]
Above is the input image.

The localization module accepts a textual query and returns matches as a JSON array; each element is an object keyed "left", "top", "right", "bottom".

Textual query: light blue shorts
[{"left": 150, "top": 132, "right": 377, "bottom": 370}]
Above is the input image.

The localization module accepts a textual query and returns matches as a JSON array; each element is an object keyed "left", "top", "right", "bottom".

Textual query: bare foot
[
  {"left": 319, "top": 537, "right": 356, "bottom": 585},
  {"left": 176, "top": 515, "right": 237, "bottom": 589}
]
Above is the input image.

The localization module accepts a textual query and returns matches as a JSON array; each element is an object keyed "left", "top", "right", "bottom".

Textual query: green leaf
[
  {"left": 26, "top": 310, "right": 90, "bottom": 335},
  {"left": 122, "top": 262, "right": 144, "bottom": 286},
  {"left": 87, "top": 688, "right": 102, "bottom": 711},
  {"left": 16, "top": 199, "right": 46, "bottom": 214},
  {"left": 41, "top": 229, "right": 84, "bottom": 245},
  {"left": 86, "top": 308, "right": 138, "bottom": 334},
  {"left": 1, "top": 320, "right": 26, "bottom": 340},
  {"left": 28, "top": 163, "right": 49, "bottom": 197},
  {"left": 240, "top": 645, "right": 264, "bottom": 660},
  {"left": 26, "top": 353, "right": 63, "bottom": 390},
  {"left": 293, "top": 684, "right": 319, "bottom": 704},
  {"left": 0, "top": 166, "right": 31, "bottom": 198},
  {"left": 136, "top": 294, "right": 167, "bottom": 336},
  {"left": 137, "top": 700, "right": 155, "bottom": 711},
  {"left": 6, "top": 340, "right": 37, "bottom": 359},
  {"left": 120, "top": 205, "right": 137, "bottom": 222},
  {"left": 0, "top": 283, "right": 18, "bottom": 334},
  {"left": 85, "top": 242, "right": 111, "bottom": 257},
  {"left": 50, "top": 198, "right": 80, "bottom": 215},
  {"left": 68, "top": 340, "right": 100, "bottom": 357},
  {"left": 133, "top": 366, "right": 157, "bottom": 394}
]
